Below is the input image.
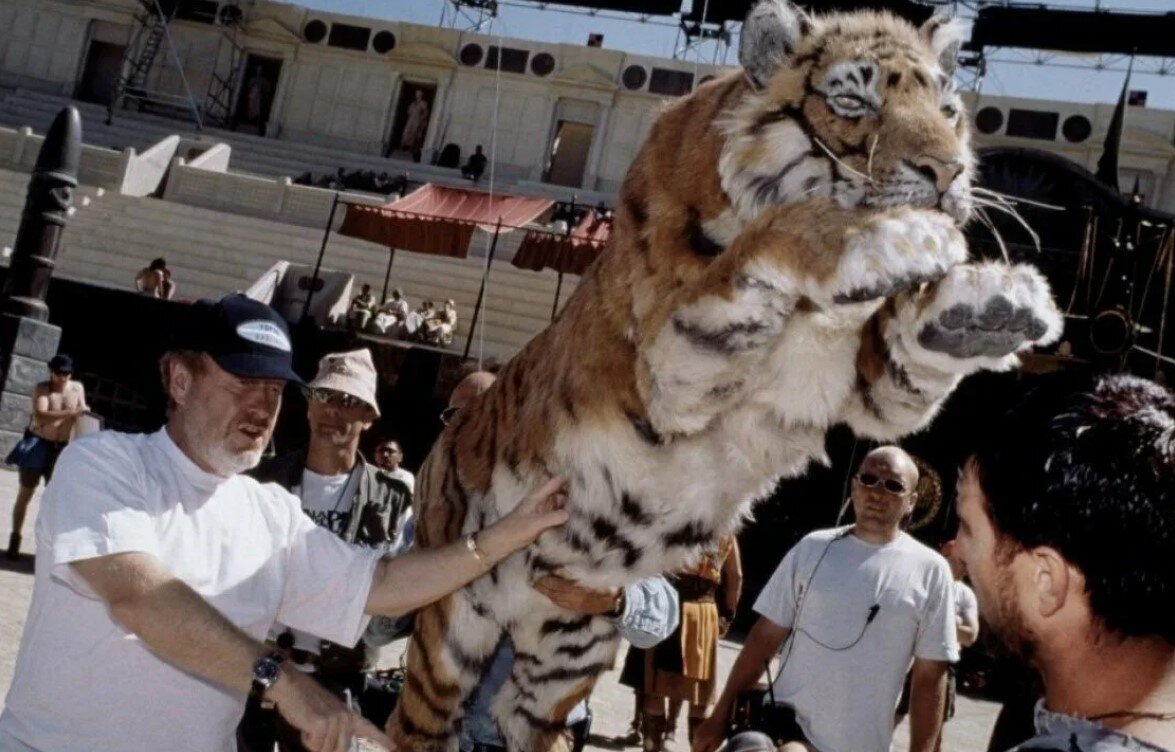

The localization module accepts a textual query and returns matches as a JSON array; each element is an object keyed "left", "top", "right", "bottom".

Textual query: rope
[
  {"left": 1157, "top": 230, "right": 1174, "bottom": 379},
  {"left": 691, "top": 0, "right": 714, "bottom": 75},
  {"left": 474, "top": 12, "right": 507, "bottom": 369},
  {"left": 1065, "top": 208, "right": 1095, "bottom": 316},
  {"left": 835, "top": 438, "right": 861, "bottom": 527},
  {"left": 1134, "top": 227, "right": 1175, "bottom": 379},
  {"left": 1128, "top": 225, "right": 1171, "bottom": 346}
]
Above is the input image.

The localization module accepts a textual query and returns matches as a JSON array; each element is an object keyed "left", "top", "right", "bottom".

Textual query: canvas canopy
[{"left": 338, "top": 183, "right": 553, "bottom": 258}]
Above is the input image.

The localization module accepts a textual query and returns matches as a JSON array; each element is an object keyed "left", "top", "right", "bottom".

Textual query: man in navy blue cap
[
  {"left": 0, "top": 294, "right": 572, "bottom": 752},
  {"left": 5, "top": 353, "right": 88, "bottom": 560}
]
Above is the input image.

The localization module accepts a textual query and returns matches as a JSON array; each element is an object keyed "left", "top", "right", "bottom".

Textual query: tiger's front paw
[
  {"left": 830, "top": 209, "right": 966, "bottom": 305},
  {"left": 906, "top": 262, "right": 1063, "bottom": 372}
]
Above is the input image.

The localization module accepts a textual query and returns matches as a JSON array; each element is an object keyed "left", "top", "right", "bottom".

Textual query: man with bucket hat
[
  {"left": 0, "top": 294, "right": 570, "bottom": 752},
  {"left": 240, "top": 348, "right": 414, "bottom": 750}
]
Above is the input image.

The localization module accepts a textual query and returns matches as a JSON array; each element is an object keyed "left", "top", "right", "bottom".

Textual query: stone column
[{"left": 0, "top": 107, "right": 81, "bottom": 457}]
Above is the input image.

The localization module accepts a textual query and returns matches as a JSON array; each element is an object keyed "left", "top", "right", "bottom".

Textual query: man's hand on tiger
[
  {"left": 485, "top": 476, "right": 570, "bottom": 555},
  {"left": 534, "top": 575, "right": 621, "bottom": 616}
]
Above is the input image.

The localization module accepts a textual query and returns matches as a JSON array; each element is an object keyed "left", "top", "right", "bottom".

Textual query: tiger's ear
[
  {"left": 739, "top": 0, "right": 811, "bottom": 90},
  {"left": 920, "top": 16, "right": 966, "bottom": 76}
]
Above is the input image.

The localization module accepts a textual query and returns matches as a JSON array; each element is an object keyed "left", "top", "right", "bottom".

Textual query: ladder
[
  {"left": 106, "top": 0, "right": 204, "bottom": 128},
  {"left": 202, "top": 0, "right": 252, "bottom": 129}
]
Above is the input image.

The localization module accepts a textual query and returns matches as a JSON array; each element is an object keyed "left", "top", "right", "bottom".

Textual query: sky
[{"left": 301, "top": 0, "right": 1175, "bottom": 110}]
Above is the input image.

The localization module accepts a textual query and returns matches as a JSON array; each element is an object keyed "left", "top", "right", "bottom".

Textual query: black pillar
[
  {"left": 0, "top": 107, "right": 81, "bottom": 457},
  {"left": 380, "top": 247, "right": 397, "bottom": 303},
  {"left": 301, "top": 191, "right": 340, "bottom": 325}
]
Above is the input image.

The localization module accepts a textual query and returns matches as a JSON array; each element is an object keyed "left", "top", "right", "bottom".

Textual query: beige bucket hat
[{"left": 307, "top": 348, "right": 381, "bottom": 417}]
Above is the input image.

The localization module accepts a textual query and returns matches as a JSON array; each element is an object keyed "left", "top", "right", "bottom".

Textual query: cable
[
  {"left": 474, "top": 13, "right": 507, "bottom": 370},
  {"left": 772, "top": 528, "right": 853, "bottom": 684},
  {"left": 791, "top": 605, "right": 880, "bottom": 651}
]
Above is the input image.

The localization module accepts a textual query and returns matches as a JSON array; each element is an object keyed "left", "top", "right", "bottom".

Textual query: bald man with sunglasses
[{"left": 694, "top": 446, "right": 958, "bottom": 752}]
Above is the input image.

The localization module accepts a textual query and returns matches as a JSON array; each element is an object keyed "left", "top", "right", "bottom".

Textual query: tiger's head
[{"left": 720, "top": 0, "right": 972, "bottom": 226}]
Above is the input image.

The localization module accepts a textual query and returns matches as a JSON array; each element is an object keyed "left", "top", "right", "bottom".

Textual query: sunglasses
[
  {"left": 303, "top": 387, "right": 365, "bottom": 410},
  {"left": 440, "top": 406, "right": 459, "bottom": 425},
  {"left": 855, "top": 472, "right": 909, "bottom": 495},
  {"left": 377, "top": 446, "right": 401, "bottom": 455}
]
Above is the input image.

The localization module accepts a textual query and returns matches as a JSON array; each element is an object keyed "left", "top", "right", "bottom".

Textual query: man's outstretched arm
[
  {"left": 364, "top": 476, "right": 569, "bottom": 617},
  {"left": 72, "top": 553, "right": 389, "bottom": 752}
]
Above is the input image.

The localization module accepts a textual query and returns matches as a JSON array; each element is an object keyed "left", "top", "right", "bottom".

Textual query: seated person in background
[
  {"left": 372, "top": 289, "right": 410, "bottom": 336},
  {"left": 134, "top": 258, "right": 176, "bottom": 300},
  {"left": 347, "top": 284, "right": 377, "bottom": 331},
  {"left": 461, "top": 145, "right": 487, "bottom": 182},
  {"left": 420, "top": 299, "right": 458, "bottom": 346},
  {"left": 405, "top": 299, "right": 435, "bottom": 340}
]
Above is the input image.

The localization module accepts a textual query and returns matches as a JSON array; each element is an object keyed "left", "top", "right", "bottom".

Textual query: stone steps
[{"left": 0, "top": 168, "right": 575, "bottom": 360}]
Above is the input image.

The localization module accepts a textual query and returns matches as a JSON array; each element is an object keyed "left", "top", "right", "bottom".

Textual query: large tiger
[{"left": 389, "top": 1, "right": 1062, "bottom": 750}]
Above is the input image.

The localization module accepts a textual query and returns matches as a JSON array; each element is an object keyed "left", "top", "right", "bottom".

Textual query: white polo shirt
[{"left": 0, "top": 429, "right": 381, "bottom": 752}]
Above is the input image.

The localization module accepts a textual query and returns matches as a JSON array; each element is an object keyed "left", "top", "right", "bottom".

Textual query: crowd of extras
[
  {"left": 0, "top": 292, "right": 1172, "bottom": 752},
  {"left": 130, "top": 257, "right": 458, "bottom": 349}
]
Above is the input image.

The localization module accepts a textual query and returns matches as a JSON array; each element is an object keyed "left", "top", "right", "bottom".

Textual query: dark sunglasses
[
  {"left": 440, "top": 406, "right": 459, "bottom": 425},
  {"left": 302, "top": 387, "right": 364, "bottom": 410},
  {"left": 377, "top": 446, "right": 401, "bottom": 455},
  {"left": 855, "top": 472, "right": 909, "bottom": 495}
]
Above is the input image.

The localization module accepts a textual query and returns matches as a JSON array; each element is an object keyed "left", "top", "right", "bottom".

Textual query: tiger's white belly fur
[{"left": 461, "top": 307, "right": 874, "bottom": 622}]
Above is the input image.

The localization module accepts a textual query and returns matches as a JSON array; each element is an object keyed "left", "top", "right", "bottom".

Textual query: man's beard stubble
[
  {"left": 205, "top": 441, "right": 266, "bottom": 477},
  {"left": 986, "top": 568, "right": 1038, "bottom": 665}
]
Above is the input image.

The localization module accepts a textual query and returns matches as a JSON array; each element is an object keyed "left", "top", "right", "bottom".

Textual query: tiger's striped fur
[{"left": 388, "top": 2, "right": 1062, "bottom": 750}]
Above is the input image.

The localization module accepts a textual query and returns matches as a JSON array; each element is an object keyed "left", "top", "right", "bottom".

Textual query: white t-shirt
[
  {"left": 754, "top": 527, "right": 958, "bottom": 752},
  {"left": 387, "top": 466, "right": 415, "bottom": 495},
  {"left": 0, "top": 429, "right": 382, "bottom": 752},
  {"left": 298, "top": 467, "right": 360, "bottom": 535},
  {"left": 954, "top": 580, "right": 978, "bottom": 628}
]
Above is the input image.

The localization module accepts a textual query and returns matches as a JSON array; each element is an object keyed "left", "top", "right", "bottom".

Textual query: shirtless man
[
  {"left": 135, "top": 258, "right": 176, "bottom": 300},
  {"left": 5, "top": 354, "right": 88, "bottom": 559}
]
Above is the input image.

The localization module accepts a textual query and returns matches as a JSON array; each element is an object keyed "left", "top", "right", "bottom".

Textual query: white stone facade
[{"left": 0, "top": 0, "right": 1171, "bottom": 210}]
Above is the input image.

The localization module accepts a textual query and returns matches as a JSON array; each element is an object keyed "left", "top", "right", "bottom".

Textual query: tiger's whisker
[
  {"left": 974, "top": 207, "right": 1010, "bottom": 262},
  {"left": 812, "top": 136, "right": 874, "bottom": 186}
]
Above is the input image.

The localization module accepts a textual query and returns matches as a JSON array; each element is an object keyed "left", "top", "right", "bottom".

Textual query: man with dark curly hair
[{"left": 955, "top": 373, "right": 1175, "bottom": 752}]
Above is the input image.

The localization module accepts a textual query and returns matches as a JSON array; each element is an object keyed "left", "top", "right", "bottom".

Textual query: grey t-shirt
[{"left": 754, "top": 527, "right": 959, "bottom": 752}]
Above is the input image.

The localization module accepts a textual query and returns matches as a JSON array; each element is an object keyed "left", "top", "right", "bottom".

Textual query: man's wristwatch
[{"left": 250, "top": 651, "right": 284, "bottom": 698}]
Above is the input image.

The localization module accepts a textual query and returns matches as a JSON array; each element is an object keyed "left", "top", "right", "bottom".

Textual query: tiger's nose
[{"left": 912, "top": 156, "right": 964, "bottom": 193}]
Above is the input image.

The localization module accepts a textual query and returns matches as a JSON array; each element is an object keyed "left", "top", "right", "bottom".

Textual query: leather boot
[
  {"left": 642, "top": 714, "right": 667, "bottom": 752},
  {"left": 5, "top": 532, "right": 20, "bottom": 560}
]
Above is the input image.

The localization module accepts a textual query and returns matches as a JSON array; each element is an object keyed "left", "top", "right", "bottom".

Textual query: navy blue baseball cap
[
  {"left": 48, "top": 354, "right": 73, "bottom": 374},
  {"left": 185, "top": 294, "right": 304, "bottom": 383}
]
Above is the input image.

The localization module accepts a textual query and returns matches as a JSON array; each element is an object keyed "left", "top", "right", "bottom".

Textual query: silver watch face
[{"left": 254, "top": 656, "right": 281, "bottom": 687}]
